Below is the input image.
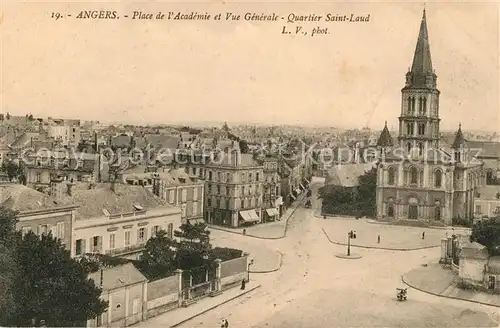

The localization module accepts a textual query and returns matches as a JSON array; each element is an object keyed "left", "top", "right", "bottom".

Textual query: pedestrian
[
  {"left": 225, "top": 319, "right": 229, "bottom": 328},
  {"left": 241, "top": 279, "right": 246, "bottom": 290},
  {"left": 422, "top": 231, "right": 425, "bottom": 240},
  {"left": 243, "top": 228, "right": 246, "bottom": 235},
  {"left": 377, "top": 235, "right": 380, "bottom": 244}
]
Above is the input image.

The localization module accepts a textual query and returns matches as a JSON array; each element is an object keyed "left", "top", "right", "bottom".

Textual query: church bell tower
[{"left": 398, "top": 9, "right": 441, "bottom": 155}]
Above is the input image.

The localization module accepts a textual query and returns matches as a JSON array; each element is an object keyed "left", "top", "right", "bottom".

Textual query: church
[{"left": 375, "top": 9, "right": 484, "bottom": 225}]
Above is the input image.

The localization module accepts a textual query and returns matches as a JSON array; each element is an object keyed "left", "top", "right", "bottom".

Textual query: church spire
[
  {"left": 411, "top": 8, "right": 433, "bottom": 75},
  {"left": 405, "top": 8, "right": 436, "bottom": 88}
]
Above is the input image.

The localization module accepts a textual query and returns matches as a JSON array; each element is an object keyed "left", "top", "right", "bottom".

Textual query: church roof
[
  {"left": 376, "top": 122, "right": 394, "bottom": 147},
  {"left": 452, "top": 124, "right": 467, "bottom": 149},
  {"left": 411, "top": 9, "right": 433, "bottom": 77}
]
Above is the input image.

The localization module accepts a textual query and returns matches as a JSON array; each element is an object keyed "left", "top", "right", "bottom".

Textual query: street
[{"left": 175, "top": 177, "right": 500, "bottom": 327}]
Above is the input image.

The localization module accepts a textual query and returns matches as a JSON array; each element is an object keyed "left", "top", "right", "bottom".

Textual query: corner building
[{"left": 375, "top": 9, "right": 484, "bottom": 225}]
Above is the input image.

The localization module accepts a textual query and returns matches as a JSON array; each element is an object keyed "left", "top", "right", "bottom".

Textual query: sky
[{"left": 1, "top": 1, "right": 499, "bottom": 132}]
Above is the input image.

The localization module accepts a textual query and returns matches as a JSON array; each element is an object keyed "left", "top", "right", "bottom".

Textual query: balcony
[{"left": 104, "top": 243, "right": 146, "bottom": 256}]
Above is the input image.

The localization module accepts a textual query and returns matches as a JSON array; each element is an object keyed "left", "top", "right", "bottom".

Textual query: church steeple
[
  {"left": 399, "top": 8, "right": 441, "bottom": 152},
  {"left": 405, "top": 9, "right": 437, "bottom": 89},
  {"left": 377, "top": 121, "right": 394, "bottom": 148}
]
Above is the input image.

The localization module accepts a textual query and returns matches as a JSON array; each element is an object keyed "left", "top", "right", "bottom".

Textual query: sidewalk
[
  {"left": 403, "top": 263, "right": 500, "bottom": 307},
  {"left": 209, "top": 193, "right": 307, "bottom": 239},
  {"left": 134, "top": 283, "right": 261, "bottom": 328}
]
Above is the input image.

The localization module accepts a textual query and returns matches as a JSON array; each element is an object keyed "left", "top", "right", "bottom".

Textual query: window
[
  {"left": 109, "top": 233, "right": 116, "bottom": 249},
  {"left": 138, "top": 228, "right": 146, "bottom": 243},
  {"left": 217, "top": 185, "right": 220, "bottom": 195},
  {"left": 434, "top": 170, "right": 442, "bottom": 188},
  {"left": 37, "top": 225, "right": 48, "bottom": 235},
  {"left": 418, "top": 142, "right": 424, "bottom": 156},
  {"left": 168, "top": 190, "right": 175, "bottom": 204},
  {"left": 181, "top": 203, "right": 187, "bottom": 217},
  {"left": 406, "top": 123, "right": 411, "bottom": 135},
  {"left": 407, "top": 97, "right": 412, "bottom": 113},
  {"left": 388, "top": 167, "right": 395, "bottom": 185},
  {"left": 75, "top": 239, "right": 85, "bottom": 255},
  {"left": 125, "top": 231, "right": 131, "bottom": 246},
  {"left": 216, "top": 199, "right": 220, "bottom": 208},
  {"left": 36, "top": 172, "right": 41, "bottom": 182},
  {"left": 21, "top": 226, "right": 31, "bottom": 236},
  {"left": 407, "top": 142, "right": 412, "bottom": 153},
  {"left": 92, "top": 236, "right": 101, "bottom": 252},
  {"left": 152, "top": 225, "right": 160, "bottom": 237},
  {"left": 410, "top": 167, "right": 418, "bottom": 185},
  {"left": 249, "top": 173, "right": 253, "bottom": 182},
  {"left": 240, "top": 199, "right": 245, "bottom": 209},
  {"left": 181, "top": 189, "right": 187, "bottom": 202},
  {"left": 422, "top": 97, "right": 427, "bottom": 114},
  {"left": 208, "top": 171, "right": 212, "bottom": 181},
  {"left": 256, "top": 173, "right": 260, "bottom": 181},
  {"left": 167, "top": 223, "right": 173, "bottom": 239},
  {"left": 56, "top": 222, "right": 65, "bottom": 239},
  {"left": 226, "top": 173, "right": 231, "bottom": 182},
  {"left": 476, "top": 205, "right": 482, "bottom": 214},
  {"left": 207, "top": 198, "right": 212, "bottom": 207},
  {"left": 418, "top": 123, "right": 426, "bottom": 135},
  {"left": 193, "top": 201, "right": 198, "bottom": 215},
  {"left": 225, "top": 199, "right": 230, "bottom": 210},
  {"left": 193, "top": 187, "right": 198, "bottom": 200},
  {"left": 242, "top": 186, "right": 245, "bottom": 196}
]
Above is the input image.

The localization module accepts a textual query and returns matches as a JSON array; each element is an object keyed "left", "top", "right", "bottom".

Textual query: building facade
[
  {"left": 0, "top": 182, "right": 77, "bottom": 255},
  {"left": 375, "top": 9, "right": 484, "bottom": 225},
  {"left": 204, "top": 151, "right": 264, "bottom": 227},
  {"left": 66, "top": 182, "right": 182, "bottom": 260},
  {"left": 124, "top": 169, "right": 205, "bottom": 224},
  {"left": 256, "top": 154, "right": 281, "bottom": 221}
]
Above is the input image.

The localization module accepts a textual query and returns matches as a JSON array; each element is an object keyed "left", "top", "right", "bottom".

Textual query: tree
[
  {"left": 140, "top": 230, "right": 176, "bottom": 279},
  {"left": 0, "top": 208, "right": 19, "bottom": 325},
  {"left": 174, "top": 222, "right": 211, "bottom": 270},
  {"left": 12, "top": 232, "right": 108, "bottom": 327},
  {"left": 1, "top": 160, "right": 21, "bottom": 181},
  {"left": 470, "top": 217, "right": 500, "bottom": 255},
  {"left": 356, "top": 168, "right": 377, "bottom": 217},
  {"left": 239, "top": 139, "right": 249, "bottom": 154}
]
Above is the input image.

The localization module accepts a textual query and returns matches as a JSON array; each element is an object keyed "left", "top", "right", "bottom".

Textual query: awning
[
  {"left": 249, "top": 210, "right": 260, "bottom": 222},
  {"left": 239, "top": 210, "right": 260, "bottom": 222},
  {"left": 266, "top": 208, "right": 279, "bottom": 216},
  {"left": 290, "top": 193, "right": 296, "bottom": 200},
  {"left": 300, "top": 184, "right": 306, "bottom": 190}
]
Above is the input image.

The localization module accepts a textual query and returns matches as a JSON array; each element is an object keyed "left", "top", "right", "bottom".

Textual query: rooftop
[
  {"left": 0, "top": 183, "right": 74, "bottom": 212},
  {"left": 67, "top": 183, "right": 176, "bottom": 220},
  {"left": 88, "top": 263, "right": 147, "bottom": 291}
]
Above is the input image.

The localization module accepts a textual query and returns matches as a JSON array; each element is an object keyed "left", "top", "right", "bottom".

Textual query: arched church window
[
  {"left": 407, "top": 142, "right": 412, "bottom": 154},
  {"left": 388, "top": 167, "right": 395, "bottom": 185},
  {"left": 406, "top": 123, "right": 412, "bottom": 136},
  {"left": 434, "top": 170, "right": 442, "bottom": 188},
  {"left": 418, "top": 97, "right": 423, "bottom": 114},
  {"left": 407, "top": 97, "right": 412, "bottom": 114},
  {"left": 418, "top": 142, "right": 424, "bottom": 156},
  {"left": 423, "top": 97, "right": 427, "bottom": 114},
  {"left": 411, "top": 97, "right": 416, "bottom": 112},
  {"left": 410, "top": 167, "right": 418, "bottom": 185}
]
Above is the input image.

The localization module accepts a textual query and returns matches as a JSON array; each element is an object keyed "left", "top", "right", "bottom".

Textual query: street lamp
[
  {"left": 347, "top": 230, "right": 356, "bottom": 256},
  {"left": 247, "top": 259, "right": 254, "bottom": 282}
]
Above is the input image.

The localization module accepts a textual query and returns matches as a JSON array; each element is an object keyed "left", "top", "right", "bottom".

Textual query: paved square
[{"left": 321, "top": 219, "right": 457, "bottom": 250}]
